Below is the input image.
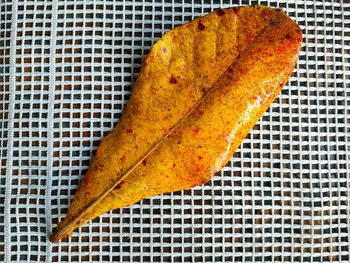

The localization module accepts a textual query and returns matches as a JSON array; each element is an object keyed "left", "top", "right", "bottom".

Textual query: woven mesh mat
[{"left": 1, "top": 0, "right": 350, "bottom": 262}]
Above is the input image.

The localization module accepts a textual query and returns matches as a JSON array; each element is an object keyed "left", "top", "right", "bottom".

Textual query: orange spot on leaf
[{"left": 192, "top": 127, "right": 199, "bottom": 136}]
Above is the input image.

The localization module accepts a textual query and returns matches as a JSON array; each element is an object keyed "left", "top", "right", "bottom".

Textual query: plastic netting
[{"left": 1, "top": 0, "right": 350, "bottom": 262}]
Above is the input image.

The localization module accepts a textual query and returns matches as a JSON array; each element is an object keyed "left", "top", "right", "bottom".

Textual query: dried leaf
[{"left": 50, "top": 6, "right": 302, "bottom": 242}]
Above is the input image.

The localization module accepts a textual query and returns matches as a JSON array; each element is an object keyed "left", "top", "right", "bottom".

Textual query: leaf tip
[{"left": 49, "top": 226, "right": 72, "bottom": 243}]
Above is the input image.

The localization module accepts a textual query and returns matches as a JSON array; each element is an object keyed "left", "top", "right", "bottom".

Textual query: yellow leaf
[{"left": 50, "top": 6, "right": 302, "bottom": 242}]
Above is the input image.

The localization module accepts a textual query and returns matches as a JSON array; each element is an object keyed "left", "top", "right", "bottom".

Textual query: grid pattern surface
[{"left": 1, "top": 0, "right": 350, "bottom": 262}]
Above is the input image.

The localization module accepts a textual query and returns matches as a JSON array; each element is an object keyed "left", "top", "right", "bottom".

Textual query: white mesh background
[{"left": 1, "top": 0, "right": 350, "bottom": 262}]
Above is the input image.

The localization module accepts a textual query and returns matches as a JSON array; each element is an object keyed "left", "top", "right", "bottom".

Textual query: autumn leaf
[{"left": 50, "top": 5, "right": 302, "bottom": 242}]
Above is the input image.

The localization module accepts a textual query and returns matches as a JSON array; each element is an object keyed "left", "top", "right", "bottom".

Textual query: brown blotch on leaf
[
  {"left": 169, "top": 75, "right": 177, "bottom": 84},
  {"left": 142, "top": 159, "right": 147, "bottom": 166},
  {"left": 127, "top": 128, "right": 133, "bottom": 133},
  {"left": 216, "top": 9, "right": 225, "bottom": 17},
  {"left": 114, "top": 181, "right": 124, "bottom": 191},
  {"left": 198, "top": 21, "right": 205, "bottom": 31}
]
